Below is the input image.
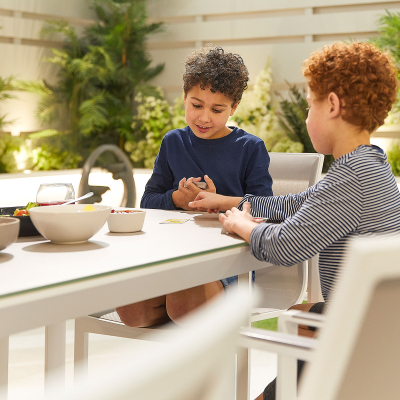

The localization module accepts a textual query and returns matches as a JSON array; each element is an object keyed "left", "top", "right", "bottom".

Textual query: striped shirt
[{"left": 240, "top": 145, "right": 400, "bottom": 301}]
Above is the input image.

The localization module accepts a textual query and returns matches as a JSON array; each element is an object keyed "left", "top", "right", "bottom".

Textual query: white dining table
[{"left": 0, "top": 209, "right": 268, "bottom": 399}]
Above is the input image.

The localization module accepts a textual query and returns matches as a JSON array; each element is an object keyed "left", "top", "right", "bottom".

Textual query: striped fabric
[{"left": 239, "top": 145, "right": 400, "bottom": 301}]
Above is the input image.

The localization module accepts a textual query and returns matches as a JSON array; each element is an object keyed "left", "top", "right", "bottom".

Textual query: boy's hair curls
[
  {"left": 183, "top": 46, "right": 249, "bottom": 105},
  {"left": 302, "top": 42, "right": 398, "bottom": 132}
]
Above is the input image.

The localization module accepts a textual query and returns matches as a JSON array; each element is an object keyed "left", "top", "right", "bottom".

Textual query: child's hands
[
  {"left": 172, "top": 177, "right": 203, "bottom": 210},
  {"left": 219, "top": 202, "right": 259, "bottom": 243},
  {"left": 189, "top": 192, "right": 226, "bottom": 213},
  {"left": 203, "top": 175, "right": 216, "bottom": 193}
]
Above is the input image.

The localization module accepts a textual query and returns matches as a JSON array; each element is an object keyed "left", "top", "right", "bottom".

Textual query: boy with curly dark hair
[
  {"left": 189, "top": 41, "right": 400, "bottom": 400},
  {"left": 141, "top": 45, "right": 272, "bottom": 211},
  {"left": 117, "top": 46, "right": 273, "bottom": 327}
]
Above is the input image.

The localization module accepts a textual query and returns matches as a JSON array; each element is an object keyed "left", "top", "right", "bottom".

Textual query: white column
[
  {"left": 0, "top": 337, "right": 9, "bottom": 400},
  {"left": 236, "top": 272, "right": 253, "bottom": 400},
  {"left": 45, "top": 322, "right": 66, "bottom": 397}
]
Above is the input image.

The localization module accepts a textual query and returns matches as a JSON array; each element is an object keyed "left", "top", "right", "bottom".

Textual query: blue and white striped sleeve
[
  {"left": 238, "top": 186, "right": 314, "bottom": 220},
  {"left": 249, "top": 167, "right": 362, "bottom": 266}
]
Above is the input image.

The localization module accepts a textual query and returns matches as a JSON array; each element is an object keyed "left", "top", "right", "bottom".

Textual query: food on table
[
  {"left": 110, "top": 209, "right": 141, "bottom": 213},
  {"left": 83, "top": 205, "right": 96, "bottom": 212},
  {"left": 13, "top": 202, "right": 39, "bottom": 216}
]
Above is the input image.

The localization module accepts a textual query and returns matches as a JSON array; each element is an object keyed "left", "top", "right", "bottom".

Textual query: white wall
[
  {"left": 0, "top": 0, "right": 96, "bottom": 133},
  {"left": 146, "top": 0, "right": 400, "bottom": 99},
  {"left": 1, "top": 0, "right": 400, "bottom": 138}
]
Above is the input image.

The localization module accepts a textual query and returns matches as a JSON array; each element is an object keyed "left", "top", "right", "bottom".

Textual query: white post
[
  {"left": 236, "top": 271, "right": 253, "bottom": 400},
  {"left": 45, "top": 322, "right": 66, "bottom": 397},
  {"left": 0, "top": 336, "right": 9, "bottom": 400}
]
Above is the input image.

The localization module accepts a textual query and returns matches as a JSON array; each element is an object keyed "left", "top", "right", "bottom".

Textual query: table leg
[
  {"left": 236, "top": 271, "right": 252, "bottom": 400},
  {"left": 0, "top": 336, "right": 8, "bottom": 400},
  {"left": 45, "top": 322, "right": 66, "bottom": 395}
]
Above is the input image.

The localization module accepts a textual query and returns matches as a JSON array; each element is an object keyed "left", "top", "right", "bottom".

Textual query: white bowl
[
  {"left": 0, "top": 217, "right": 20, "bottom": 251},
  {"left": 29, "top": 204, "right": 111, "bottom": 244},
  {"left": 107, "top": 209, "right": 146, "bottom": 233}
]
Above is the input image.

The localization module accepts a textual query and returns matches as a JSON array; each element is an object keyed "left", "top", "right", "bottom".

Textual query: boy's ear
[
  {"left": 328, "top": 92, "right": 341, "bottom": 118},
  {"left": 230, "top": 101, "right": 240, "bottom": 116}
]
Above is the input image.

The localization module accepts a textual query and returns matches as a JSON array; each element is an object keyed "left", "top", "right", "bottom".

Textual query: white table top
[
  {"left": 0, "top": 209, "right": 267, "bottom": 336},
  {"left": 0, "top": 209, "right": 246, "bottom": 299}
]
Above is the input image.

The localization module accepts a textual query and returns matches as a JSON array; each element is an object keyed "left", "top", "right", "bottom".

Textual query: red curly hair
[{"left": 302, "top": 42, "right": 398, "bottom": 133}]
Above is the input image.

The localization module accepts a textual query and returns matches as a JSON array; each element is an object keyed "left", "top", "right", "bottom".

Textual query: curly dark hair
[
  {"left": 183, "top": 46, "right": 249, "bottom": 105},
  {"left": 302, "top": 42, "right": 398, "bottom": 133}
]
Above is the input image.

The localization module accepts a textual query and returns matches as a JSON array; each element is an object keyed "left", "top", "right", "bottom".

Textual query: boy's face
[
  {"left": 305, "top": 88, "right": 333, "bottom": 155},
  {"left": 184, "top": 84, "right": 238, "bottom": 140}
]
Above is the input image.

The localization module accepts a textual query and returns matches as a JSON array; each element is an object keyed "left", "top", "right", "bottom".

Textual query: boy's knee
[
  {"left": 116, "top": 303, "right": 151, "bottom": 327},
  {"left": 166, "top": 292, "right": 192, "bottom": 322}
]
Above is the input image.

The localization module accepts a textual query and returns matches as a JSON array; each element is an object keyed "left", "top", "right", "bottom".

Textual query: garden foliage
[
  {"left": 231, "top": 60, "right": 303, "bottom": 153},
  {"left": 126, "top": 88, "right": 186, "bottom": 168},
  {"left": 18, "top": 0, "right": 164, "bottom": 169},
  {"left": 371, "top": 10, "right": 400, "bottom": 116}
]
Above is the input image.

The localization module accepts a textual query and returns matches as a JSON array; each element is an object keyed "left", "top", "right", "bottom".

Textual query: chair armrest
[{"left": 238, "top": 327, "right": 316, "bottom": 362}]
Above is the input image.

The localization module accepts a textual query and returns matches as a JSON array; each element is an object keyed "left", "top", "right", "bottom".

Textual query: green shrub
[
  {"left": 231, "top": 60, "right": 301, "bottom": 153},
  {"left": 30, "top": 143, "right": 81, "bottom": 171},
  {"left": 387, "top": 142, "right": 400, "bottom": 176},
  {"left": 0, "top": 135, "right": 23, "bottom": 173},
  {"left": 125, "top": 88, "right": 186, "bottom": 168}
]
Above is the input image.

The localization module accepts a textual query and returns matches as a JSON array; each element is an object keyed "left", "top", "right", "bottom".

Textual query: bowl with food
[
  {"left": 107, "top": 209, "right": 146, "bottom": 233},
  {"left": 29, "top": 204, "right": 111, "bottom": 244},
  {"left": 0, "top": 203, "right": 40, "bottom": 237},
  {"left": 0, "top": 217, "right": 20, "bottom": 251}
]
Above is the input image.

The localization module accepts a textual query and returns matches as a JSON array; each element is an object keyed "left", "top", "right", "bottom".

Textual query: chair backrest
[
  {"left": 55, "top": 287, "right": 253, "bottom": 400},
  {"left": 300, "top": 234, "right": 400, "bottom": 400},
  {"left": 255, "top": 153, "right": 324, "bottom": 309}
]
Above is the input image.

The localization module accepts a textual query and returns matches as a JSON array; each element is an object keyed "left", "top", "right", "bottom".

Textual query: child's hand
[
  {"left": 172, "top": 177, "right": 203, "bottom": 210},
  {"left": 204, "top": 175, "right": 216, "bottom": 193},
  {"left": 189, "top": 192, "right": 225, "bottom": 213},
  {"left": 219, "top": 202, "right": 259, "bottom": 242}
]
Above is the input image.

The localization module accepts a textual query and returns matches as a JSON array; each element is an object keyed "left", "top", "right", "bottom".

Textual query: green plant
[
  {"left": 30, "top": 143, "right": 82, "bottom": 171},
  {"left": 277, "top": 82, "right": 334, "bottom": 172},
  {"left": 387, "top": 142, "right": 400, "bottom": 175},
  {"left": 231, "top": 60, "right": 303, "bottom": 153},
  {"left": 371, "top": 10, "right": 400, "bottom": 117},
  {"left": 0, "top": 76, "right": 17, "bottom": 132},
  {"left": 0, "top": 135, "right": 23, "bottom": 173},
  {"left": 18, "top": 0, "right": 164, "bottom": 166},
  {"left": 125, "top": 88, "right": 186, "bottom": 168}
]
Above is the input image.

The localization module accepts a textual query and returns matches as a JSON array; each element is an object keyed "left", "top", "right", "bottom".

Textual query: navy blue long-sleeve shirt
[{"left": 141, "top": 126, "right": 273, "bottom": 210}]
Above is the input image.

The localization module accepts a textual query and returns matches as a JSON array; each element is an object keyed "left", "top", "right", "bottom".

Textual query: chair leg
[
  {"left": 0, "top": 336, "right": 9, "bottom": 399},
  {"left": 236, "top": 346, "right": 250, "bottom": 400},
  {"left": 74, "top": 318, "right": 89, "bottom": 382},
  {"left": 276, "top": 311, "right": 300, "bottom": 400}
]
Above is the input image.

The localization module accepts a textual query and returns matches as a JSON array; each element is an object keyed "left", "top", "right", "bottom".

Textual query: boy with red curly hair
[{"left": 190, "top": 41, "right": 400, "bottom": 399}]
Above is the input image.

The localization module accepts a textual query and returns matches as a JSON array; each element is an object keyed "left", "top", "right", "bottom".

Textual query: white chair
[
  {"left": 42, "top": 287, "right": 254, "bottom": 400},
  {"left": 74, "top": 152, "right": 324, "bottom": 382},
  {"left": 252, "top": 152, "right": 324, "bottom": 322},
  {"left": 239, "top": 234, "right": 400, "bottom": 400}
]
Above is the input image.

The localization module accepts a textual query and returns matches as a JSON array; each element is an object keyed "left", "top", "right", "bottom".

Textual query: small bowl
[
  {"left": 0, "top": 206, "right": 40, "bottom": 237},
  {"left": 107, "top": 209, "right": 146, "bottom": 233},
  {"left": 29, "top": 204, "right": 111, "bottom": 244},
  {"left": 0, "top": 217, "right": 20, "bottom": 251}
]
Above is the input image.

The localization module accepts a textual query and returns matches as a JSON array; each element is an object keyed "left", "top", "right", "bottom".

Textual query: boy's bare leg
[
  {"left": 116, "top": 296, "right": 170, "bottom": 327},
  {"left": 116, "top": 281, "right": 224, "bottom": 327},
  {"left": 288, "top": 303, "right": 317, "bottom": 338},
  {"left": 166, "top": 281, "right": 224, "bottom": 322}
]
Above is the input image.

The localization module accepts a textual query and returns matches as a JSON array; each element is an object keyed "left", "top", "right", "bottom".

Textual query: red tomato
[{"left": 15, "top": 210, "right": 29, "bottom": 216}]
